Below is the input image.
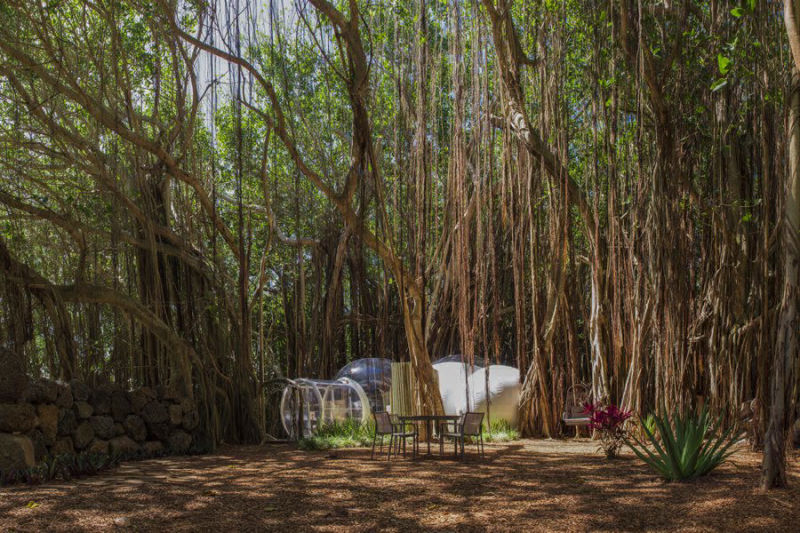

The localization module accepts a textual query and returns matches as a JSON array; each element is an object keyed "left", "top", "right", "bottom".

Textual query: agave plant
[{"left": 626, "top": 406, "right": 743, "bottom": 481}]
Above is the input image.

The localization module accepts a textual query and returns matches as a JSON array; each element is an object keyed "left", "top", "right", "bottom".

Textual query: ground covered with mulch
[{"left": 1, "top": 439, "right": 798, "bottom": 532}]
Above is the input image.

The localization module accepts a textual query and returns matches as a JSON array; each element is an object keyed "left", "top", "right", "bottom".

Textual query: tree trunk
[
  {"left": 762, "top": 0, "right": 800, "bottom": 490},
  {"left": 762, "top": 69, "right": 800, "bottom": 489}
]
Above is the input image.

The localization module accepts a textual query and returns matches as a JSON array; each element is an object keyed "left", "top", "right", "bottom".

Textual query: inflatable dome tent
[
  {"left": 432, "top": 355, "right": 482, "bottom": 417},
  {"left": 280, "top": 378, "right": 370, "bottom": 439},
  {"left": 335, "top": 357, "right": 392, "bottom": 413},
  {"left": 433, "top": 354, "right": 484, "bottom": 367},
  {"left": 433, "top": 357, "right": 520, "bottom": 427},
  {"left": 467, "top": 365, "right": 521, "bottom": 428}
]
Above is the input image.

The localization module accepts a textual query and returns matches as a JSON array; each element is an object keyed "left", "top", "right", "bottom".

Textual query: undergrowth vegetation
[
  {"left": 298, "top": 417, "right": 522, "bottom": 450},
  {"left": 298, "top": 419, "right": 375, "bottom": 451},
  {"left": 482, "top": 419, "right": 520, "bottom": 443}
]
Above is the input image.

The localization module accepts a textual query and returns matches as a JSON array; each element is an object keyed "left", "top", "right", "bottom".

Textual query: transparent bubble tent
[
  {"left": 281, "top": 356, "right": 520, "bottom": 437},
  {"left": 280, "top": 378, "right": 371, "bottom": 439},
  {"left": 335, "top": 357, "right": 392, "bottom": 413}
]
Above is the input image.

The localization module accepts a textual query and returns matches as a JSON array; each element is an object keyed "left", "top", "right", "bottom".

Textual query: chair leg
[
  {"left": 387, "top": 435, "right": 393, "bottom": 460},
  {"left": 371, "top": 433, "right": 377, "bottom": 460},
  {"left": 402, "top": 436, "right": 407, "bottom": 457}
]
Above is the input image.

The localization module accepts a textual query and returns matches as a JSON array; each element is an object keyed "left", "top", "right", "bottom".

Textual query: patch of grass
[
  {"left": 482, "top": 419, "right": 520, "bottom": 442},
  {"left": 297, "top": 419, "right": 375, "bottom": 450},
  {"left": 298, "top": 417, "right": 521, "bottom": 449}
]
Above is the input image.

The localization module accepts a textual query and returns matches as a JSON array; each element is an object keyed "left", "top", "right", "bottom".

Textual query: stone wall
[{"left": 0, "top": 378, "right": 201, "bottom": 471}]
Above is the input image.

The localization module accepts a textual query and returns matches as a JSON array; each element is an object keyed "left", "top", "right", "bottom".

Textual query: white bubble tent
[{"left": 280, "top": 356, "right": 520, "bottom": 438}]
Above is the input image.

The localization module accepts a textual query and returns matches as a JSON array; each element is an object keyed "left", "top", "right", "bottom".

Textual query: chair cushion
[{"left": 563, "top": 416, "right": 590, "bottom": 426}]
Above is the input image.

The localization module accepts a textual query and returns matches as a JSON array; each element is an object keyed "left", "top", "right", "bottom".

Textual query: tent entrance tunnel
[
  {"left": 280, "top": 378, "right": 371, "bottom": 439},
  {"left": 280, "top": 357, "right": 521, "bottom": 438},
  {"left": 280, "top": 358, "right": 391, "bottom": 439}
]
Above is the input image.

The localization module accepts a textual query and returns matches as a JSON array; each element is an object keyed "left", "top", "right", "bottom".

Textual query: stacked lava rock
[{"left": 0, "top": 374, "right": 201, "bottom": 471}]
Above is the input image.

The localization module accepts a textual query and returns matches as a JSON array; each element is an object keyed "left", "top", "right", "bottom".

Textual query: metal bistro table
[{"left": 398, "top": 414, "right": 462, "bottom": 456}]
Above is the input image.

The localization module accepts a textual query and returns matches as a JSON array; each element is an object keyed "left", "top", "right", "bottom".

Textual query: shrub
[
  {"left": 298, "top": 419, "right": 374, "bottom": 450},
  {"left": 583, "top": 402, "right": 632, "bottom": 458},
  {"left": 626, "top": 406, "right": 743, "bottom": 481},
  {"left": 482, "top": 419, "right": 520, "bottom": 442}
]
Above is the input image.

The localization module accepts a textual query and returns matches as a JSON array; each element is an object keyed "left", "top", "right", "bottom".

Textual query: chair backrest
[
  {"left": 562, "top": 384, "right": 592, "bottom": 425},
  {"left": 462, "top": 412, "right": 484, "bottom": 436},
  {"left": 565, "top": 404, "right": 588, "bottom": 418},
  {"left": 374, "top": 412, "right": 393, "bottom": 434},
  {"left": 567, "top": 383, "right": 591, "bottom": 406},
  {"left": 564, "top": 384, "right": 591, "bottom": 414}
]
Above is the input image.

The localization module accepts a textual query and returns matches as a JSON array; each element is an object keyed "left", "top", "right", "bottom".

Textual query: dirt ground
[{"left": 1, "top": 439, "right": 798, "bottom": 532}]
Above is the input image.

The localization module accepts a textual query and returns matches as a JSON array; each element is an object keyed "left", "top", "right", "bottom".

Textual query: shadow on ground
[{"left": 1, "top": 439, "right": 798, "bottom": 532}]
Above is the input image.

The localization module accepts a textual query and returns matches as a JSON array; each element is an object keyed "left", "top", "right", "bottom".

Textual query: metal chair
[
  {"left": 371, "top": 412, "right": 417, "bottom": 460},
  {"left": 441, "top": 412, "right": 485, "bottom": 459}
]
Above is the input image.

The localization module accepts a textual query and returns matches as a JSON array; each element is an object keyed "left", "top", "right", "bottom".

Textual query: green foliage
[
  {"left": 297, "top": 419, "right": 375, "bottom": 450},
  {"left": 482, "top": 419, "right": 519, "bottom": 443},
  {"left": 642, "top": 413, "right": 657, "bottom": 438},
  {"left": 626, "top": 407, "right": 743, "bottom": 481},
  {"left": 717, "top": 54, "right": 732, "bottom": 75}
]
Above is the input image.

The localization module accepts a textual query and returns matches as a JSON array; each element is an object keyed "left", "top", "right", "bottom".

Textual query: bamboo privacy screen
[{"left": 390, "top": 362, "right": 416, "bottom": 416}]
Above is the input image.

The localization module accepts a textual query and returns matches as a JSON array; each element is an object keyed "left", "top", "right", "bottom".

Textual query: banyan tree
[{"left": 0, "top": 0, "right": 797, "bottom": 489}]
